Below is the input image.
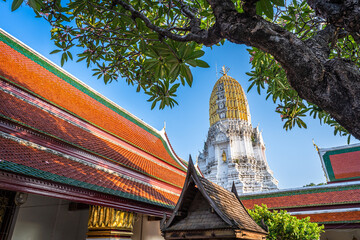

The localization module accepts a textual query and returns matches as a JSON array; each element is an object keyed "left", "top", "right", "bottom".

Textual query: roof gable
[
  {"left": 319, "top": 143, "right": 360, "bottom": 182},
  {"left": 161, "top": 157, "right": 267, "bottom": 234},
  {"left": 165, "top": 191, "right": 229, "bottom": 231}
]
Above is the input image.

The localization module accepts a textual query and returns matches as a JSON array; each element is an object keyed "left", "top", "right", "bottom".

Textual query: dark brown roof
[
  {"left": 199, "top": 177, "right": 266, "bottom": 233},
  {"left": 164, "top": 191, "right": 229, "bottom": 231},
  {"left": 161, "top": 158, "right": 267, "bottom": 234}
]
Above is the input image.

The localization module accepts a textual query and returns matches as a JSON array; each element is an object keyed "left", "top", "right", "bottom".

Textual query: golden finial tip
[
  {"left": 312, "top": 139, "right": 319, "bottom": 152},
  {"left": 220, "top": 65, "right": 230, "bottom": 76}
]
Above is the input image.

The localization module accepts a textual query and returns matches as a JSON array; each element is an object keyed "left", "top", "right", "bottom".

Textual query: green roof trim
[
  {"left": 0, "top": 30, "right": 186, "bottom": 172},
  {"left": 240, "top": 184, "right": 360, "bottom": 200},
  {"left": 328, "top": 176, "right": 360, "bottom": 182},
  {"left": 322, "top": 145, "right": 360, "bottom": 182},
  {"left": 316, "top": 220, "right": 360, "bottom": 224},
  {"left": 0, "top": 159, "right": 175, "bottom": 209}
]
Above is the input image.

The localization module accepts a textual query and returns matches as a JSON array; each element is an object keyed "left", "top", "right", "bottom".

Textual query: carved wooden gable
[{"left": 161, "top": 157, "right": 267, "bottom": 240}]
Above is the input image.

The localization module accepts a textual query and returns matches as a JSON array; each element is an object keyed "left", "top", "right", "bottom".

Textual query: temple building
[
  {"left": 1, "top": 27, "right": 359, "bottom": 240},
  {"left": 241, "top": 143, "right": 360, "bottom": 239},
  {"left": 0, "top": 29, "right": 187, "bottom": 240},
  {"left": 197, "top": 69, "right": 278, "bottom": 193}
]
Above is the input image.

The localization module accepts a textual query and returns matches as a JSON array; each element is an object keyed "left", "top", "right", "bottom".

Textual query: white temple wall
[
  {"left": 233, "top": 136, "right": 243, "bottom": 159},
  {"left": 11, "top": 193, "right": 88, "bottom": 240},
  {"left": 215, "top": 141, "right": 229, "bottom": 188},
  {"left": 11, "top": 193, "right": 168, "bottom": 240},
  {"left": 320, "top": 229, "right": 360, "bottom": 240},
  {"left": 132, "top": 215, "right": 164, "bottom": 240},
  {"left": 199, "top": 121, "right": 278, "bottom": 193},
  {"left": 261, "top": 146, "right": 267, "bottom": 164},
  {"left": 253, "top": 144, "right": 262, "bottom": 162}
]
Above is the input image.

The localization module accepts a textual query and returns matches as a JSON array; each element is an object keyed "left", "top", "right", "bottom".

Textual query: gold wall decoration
[
  {"left": 87, "top": 205, "right": 135, "bottom": 239},
  {"left": 222, "top": 150, "right": 227, "bottom": 162}
]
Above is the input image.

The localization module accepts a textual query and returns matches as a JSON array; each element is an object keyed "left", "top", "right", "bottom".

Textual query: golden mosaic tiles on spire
[{"left": 209, "top": 70, "right": 251, "bottom": 126}]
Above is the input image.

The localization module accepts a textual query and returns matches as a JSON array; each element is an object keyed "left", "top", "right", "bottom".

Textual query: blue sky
[{"left": 1, "top": 2, "right": 358, "bottom": 189}]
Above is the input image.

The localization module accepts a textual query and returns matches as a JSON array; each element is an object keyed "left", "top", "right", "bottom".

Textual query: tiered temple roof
[
  {"left": 0, "top": 29, "right": 186, "bottom": 215},
  {"left": 241, "top": 144, "right": 360, "bottom": 229}
]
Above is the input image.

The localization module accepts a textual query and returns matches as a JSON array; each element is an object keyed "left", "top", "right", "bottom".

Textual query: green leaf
[
  {"left": 187, "top": 59, "right": 197, "bottom": 67},
  {"left": 186, "top": 50, "right": 205, "bottom": 60},
  {"left": 195, "top": 59, "right": 210, "bottom": 68},
  {"left": 169, "top": 64, "right": 181, "bottom": 79},
  {"left": 281, "top": 15, "right": 292, "bottom": 21},
  {"left": 50, "top": 49, "right": 62, "bottom": 54},
  {"left": 258, "top": 0, "right": 274, "bottom": 19},
  {"left": 151, "top": 100, "right": 157, "bottom": 110},
  {"left": 61, "top": 55, "right": 65, "bottom": 67},
  {"left": 271, "top": 0, "right": 285, "bottom": 7},
  {"left": 11, "top": 0, "right": 24, "bottom": 11},
  {"left": 181, "top": 65, "right": 193, "bottom": 87},
  {"left": 67, "top": 51, "right": 73, "bottom": 60},
  {"left": 28, "top": 0, "right": 43, "bottom": 11}
]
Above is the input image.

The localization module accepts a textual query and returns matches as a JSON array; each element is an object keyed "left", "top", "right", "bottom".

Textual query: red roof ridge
[{"left": 159, "top": 128, "right": 187, "bottom": 170}]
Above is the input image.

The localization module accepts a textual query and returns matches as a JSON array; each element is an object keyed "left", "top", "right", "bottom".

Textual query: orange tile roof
[
  {"left": 241, "top": 186, "right": 360, "bottom": 225},
  {"left": 0, "top": 32, "right": 185, "bottom": 171},
  {"left": 330, "top": 151, "right": 360, "bottom": 179},
  {"left": 0, "top": 136, "right": 179, "bottom": 208},
  {"left": 241, "top": 187, "right": 360, "bottom": 209},
  {"left": 319, "top": 144, "right": 360, "bottom": 182},
  {"left": 294, "top": 211, "right": 360, "bottom": 223},
  {"left": 0, "top": 90, "right": 185, "bottom": 188}
]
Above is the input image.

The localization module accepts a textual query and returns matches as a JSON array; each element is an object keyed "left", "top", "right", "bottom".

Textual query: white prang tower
[{"left": 197, "top": 67, "right": 278, "bottom": 193}]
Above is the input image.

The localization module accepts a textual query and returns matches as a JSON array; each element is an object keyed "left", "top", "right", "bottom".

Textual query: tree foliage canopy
[
  {"left": 249, "top": 205, "right": 324, "bottom": 240},
  {"left": 8, "top": 0, "right": 360, "bottom": 140}
]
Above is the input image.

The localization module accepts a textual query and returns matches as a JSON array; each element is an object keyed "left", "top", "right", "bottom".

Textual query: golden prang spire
[{"left": 209, "top": 66, "right": 251, "bottom": 126}]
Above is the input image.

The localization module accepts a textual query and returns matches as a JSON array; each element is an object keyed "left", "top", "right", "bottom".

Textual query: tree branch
[
  {"left": 114, "top": 0, "right": 222, "bottom": 45},
  {"left": 307, "top": 0, "right": 360, "bottom": 42},
  {"left": 305, "top": 25, "right": 337, "bottom": 60},
  {"left": 208, "top": 0, "right": 360, "bottom": 139}
]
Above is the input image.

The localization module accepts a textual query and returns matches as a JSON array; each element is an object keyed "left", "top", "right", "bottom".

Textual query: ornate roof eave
[{"left": 0, "top": 169, "right": 173, "bottom": 217}]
